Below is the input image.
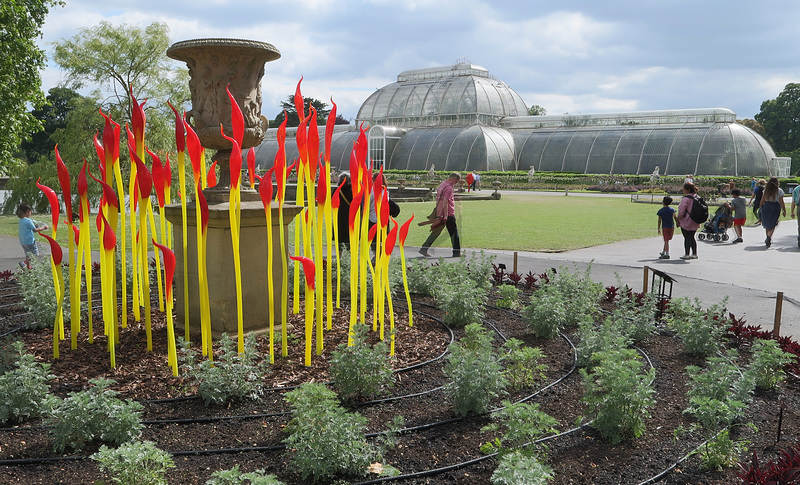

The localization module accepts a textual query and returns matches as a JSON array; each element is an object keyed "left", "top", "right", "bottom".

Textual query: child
[
  {"left": 656, "top": 196, "right": 678, "bottom": 259},
  {"left": 17, "top": 204, "right": 47, "bottom": 269},
  {"left": 729, "top": 188, "right": 746, "bottom": 243}
]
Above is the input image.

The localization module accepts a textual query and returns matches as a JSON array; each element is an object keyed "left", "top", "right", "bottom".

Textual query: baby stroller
[{"left": 698, "top": 205, "right": 731, "bottom": 242}]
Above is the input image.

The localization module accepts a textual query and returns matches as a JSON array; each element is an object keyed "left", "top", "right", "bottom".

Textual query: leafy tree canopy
[
  {"left": 528, "top": 104, "right": 547, "bottom": 116},
  {"left": 755, "top": 83, "right": 800, "bottom": 154},
  {"left": 6, "top": 21, "right": 191, "bottom": 214},
  {"left": 0, "top": 0, "right": 64, "bottom": 172},
  {"left": 19, "top": 86, "right": 81, "bottom": 165},
  {"left": 274, "top": 96, "right": 331, "bottom": 127},
  {"left": 52, "top": 21, "right": 189, "bottom": 155},
  {"left": 755, "top": 83, "right": 800, "bottom": 174}
]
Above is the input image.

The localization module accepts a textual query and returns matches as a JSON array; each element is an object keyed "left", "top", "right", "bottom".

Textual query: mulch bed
[{"left": 0, "top": 280, "right": 798, "bottom": 484}]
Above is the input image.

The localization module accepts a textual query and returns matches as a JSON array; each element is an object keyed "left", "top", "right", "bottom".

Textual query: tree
[
  {"left": 4, "top": 89, "right": 102, "bottom": 214},
  {"left": 333, "top": 114, "right": 351, "bottom": 125},
  {"left": 0, "top": 0, "right": 64, "bottom": 172},
  {"left": 19, "top": 87, "right": 81, "bottom": 165},
  {"left": 273, "top": 96, "right": 331, "bottom": 127},
  {"left": 528, "top": 104, "right": 547, "bottom": 116},
  {"left": 755, "top": 83, "right": 800, "bottom": 173},
  {"left": 52, "top": 21, "right": 190, "bottom": 155}
]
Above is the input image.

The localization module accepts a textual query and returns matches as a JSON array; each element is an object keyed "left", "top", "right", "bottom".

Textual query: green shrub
[
  {"left": 0, "top": 340, "right": 56, "bottom": 424},
  {"left": 605, "top": 290, "right": 658, "bottom": 343},
  {"left": 522, "top": 292, "right": 568, "bottom": 339},
  {"left": 330, "top": 324, "right": 394, "bottom": 401},
  {"left": 481, "top": 401, "right": 558, "bottom": 455},
  {"left": 684, "top": 351, "right": 754, "bottom": 429},
  {"left": 91, "top": 440, "right": 174, "bottom": 485},
  {"left": 545, "top": 265, "right": 603, "bottom": 319},
  {"left": 180, "top": 333, "right": 267, "bottom": 406},
  {"left": 522, "top": 265, "right": 601, "bottom": 338},
  {"left": 693, "top": 428, "right": 750, "bottom": 471},
  {"left": 17, "top": 256, "right": 72, "bottom": 330},
  {"left": 444, "top": 323, "right": 507, "bottom": 416},
  {"left": 491, "top": 450, "right": 554, "bottom": 485},
  {"left": 283, "top": 382, "right": 376, "bottom": 482},
  {"left": 47, "top": 377, "right": 143, "bottom": 453},
  {"left": 496, "top": 285, "right": 521, "bottom": 310},
  {"left": 581, "top": 348, "right": 655, "bottom": 444},
  {"left": 405, "top": 251, "right": 495, "bottom": 298},
  {"left": 746, "top": 338, "right": 795, "bottom": 390},
  {"left": 667, "top": 298, "right": 728, "bottom": 356},
  {"left": 206, "top": 465, "right": 286, "bottom": 485},
  {"left": 501, "top": 339, "right": 547, "bottom": 390},
  {"left": 438, "top": 279, "right": 487, "bottom": 327},
  {"left": 575, "top": 320, "right": 631, "bottom": 369}
]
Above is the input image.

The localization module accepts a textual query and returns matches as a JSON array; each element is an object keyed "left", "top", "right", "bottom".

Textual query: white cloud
[{"left": 33, "top": 1, "right": 800, "bottom": 127}]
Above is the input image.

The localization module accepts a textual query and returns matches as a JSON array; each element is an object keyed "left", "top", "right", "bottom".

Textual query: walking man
[{"left": 420, "top": 172, "right": 461, "bottom": 257}]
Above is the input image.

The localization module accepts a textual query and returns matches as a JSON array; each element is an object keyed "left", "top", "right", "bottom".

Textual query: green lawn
[
  {"left": 0, "top": 193, "right": 780, "bottom": 253},
  {"left": 395, "top": 194, "right": 659, "bottom": 251}
]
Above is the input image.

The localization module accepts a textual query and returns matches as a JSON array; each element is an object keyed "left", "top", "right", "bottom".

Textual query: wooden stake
[
  {"left": 773, "top": 291, "right": 784, "bottom": 337},
  {"left": 643, "top": 266, "right": 650, "bottom": 293},
  {"left": 513, "top": 252, "right": 518, "bottom": 274}
]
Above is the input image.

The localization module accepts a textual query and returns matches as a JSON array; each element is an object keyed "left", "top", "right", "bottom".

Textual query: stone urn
[{"left": 167, "top": 38, "right": 280, "bottom": 199}]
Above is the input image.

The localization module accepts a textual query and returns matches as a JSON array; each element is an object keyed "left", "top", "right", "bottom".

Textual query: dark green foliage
[
  {"left": 0, "top": 340, "right": 56, "bottom": 423},
  {"left": 330, "top": 324, "right": 395, "bottom": 401},
  {"left": 581, "top": 348, "right": 656, "bottom": 444},
  {"left": 179, "top": 333, "right": 267, "bottom": 406},
  {"left": 444, "top": 323, "right": 507, "bottom": 416},
  {"left": 283, "top": 383, "right": 376, "bottom": 482},
  {"left": 205, "top": 465, "right": 286, "bottom": 485},
  {"left": 47, "top": 377, "right": 143, "bottom": 453},
  {"left": 91, "top": 440, "right": 175, "bottom": 485}
]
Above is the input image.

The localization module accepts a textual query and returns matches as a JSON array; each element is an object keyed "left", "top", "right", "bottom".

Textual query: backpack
[{"left": 688, "top": 194, "right": 709, "bottom": 224}]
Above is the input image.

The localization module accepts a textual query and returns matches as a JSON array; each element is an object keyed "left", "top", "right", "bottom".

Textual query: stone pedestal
[{"left": 164, "top": 200, "right": 302, "bottom": 337}]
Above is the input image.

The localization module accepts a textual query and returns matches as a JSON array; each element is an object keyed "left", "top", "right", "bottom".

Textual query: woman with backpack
[
  {"left": 677, "top": 182, "right": 700, "bottom": 260},
  {"left": 760, "top": 177, "right": 786, "bottom": 248}
]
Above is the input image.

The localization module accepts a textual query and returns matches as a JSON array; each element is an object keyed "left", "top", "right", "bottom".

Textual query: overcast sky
[{"left": 38, "top": 0, "right": 800, "bottom": 122}]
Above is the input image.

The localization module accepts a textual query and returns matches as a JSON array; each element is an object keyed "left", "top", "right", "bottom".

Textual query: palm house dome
[
  {"left": 253, "top": 62, "right": 789, "bottom": 177},
  {"left": 356, "top": 61, "right": 528, "bottom": 128}
]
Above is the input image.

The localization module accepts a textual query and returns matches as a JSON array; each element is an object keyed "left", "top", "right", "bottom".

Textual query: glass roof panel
[
  {"left": 639, "top": 128, "right": 680, "bottom": 174},
  {"left": 428, "top": 128, "right": 462, "bottom": 171},
  {"left": 563, "top": 131, "right": 598, "bottom": 172},
  {"left": 450, "top": 127, "right": 480, "bottom": 171},
  {"left": 586, "top": 128, "right": 626, "bottom": 174},
  {"left": 665, "top": 126, "right": 706, "bottom": 176},
  {"left": 405, "top": 84, "right": 429, "bottom": 118},
  {"left": 612, "top": 129, "right": 649, "bottom": 174},
  {"left": 539, "top": 131, "right": 573, "bottom": 171},
  {"left": 516, "top": 131, "right": 553, "bottom": 172},
  {"left": 458, "top": 82, "right": 477, "bottom": 114}
]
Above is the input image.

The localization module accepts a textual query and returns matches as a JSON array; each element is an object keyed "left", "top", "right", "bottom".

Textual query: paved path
[
  {"left": 3, "top": 195, "right": 798, "bottom": 340},
  {"left": 415, "top": 216, "right": 800, "bottom": 341}
]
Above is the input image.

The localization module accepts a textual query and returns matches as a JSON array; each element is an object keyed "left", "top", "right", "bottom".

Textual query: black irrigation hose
[
  {"left": 0, "top": 455, "right": 86, "bottom": 466},
  {"left": 0, "top": 301, "right": 582, "bottom": 468},
  {"left": 142, "top": 410, "right": 289, "bottom": 426},
  {"left": 353, "top": 323, "right": 668, "bottom": 484},
  {"left": 143, "top": 303, "right": 456, "bottom": 405}
]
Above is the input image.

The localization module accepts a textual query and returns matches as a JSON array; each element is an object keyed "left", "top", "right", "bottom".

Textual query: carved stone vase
[{"left": 167, "top": 38, "right": 280, "bottom": 199}]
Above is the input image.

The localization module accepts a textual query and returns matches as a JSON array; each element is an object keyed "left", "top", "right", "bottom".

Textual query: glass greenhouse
[{"left": 253, "top": 62, "right": 788, "bottom": 177}]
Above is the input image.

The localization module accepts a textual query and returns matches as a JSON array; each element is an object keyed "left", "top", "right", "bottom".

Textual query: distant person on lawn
[
  {"left": 759, "top": 177, "right": 785, "bottom": 248},
  {"left": 791, "top": 183, "right": 800, "bottom": 248},
  {"left": 420, "top": 172, "right": 461, "bottom": 258},
  {"left": 17, "top": 203, "right": 48, "bottom": 270},
  {"left": 728, "top": 189, "right": 746, "bottom": 243},
  {"left": 677, "top": 183, "right": 700, "bottom": 260},
  {"left": 656, "top": 196, "right": 678, "bottom": 259}
]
